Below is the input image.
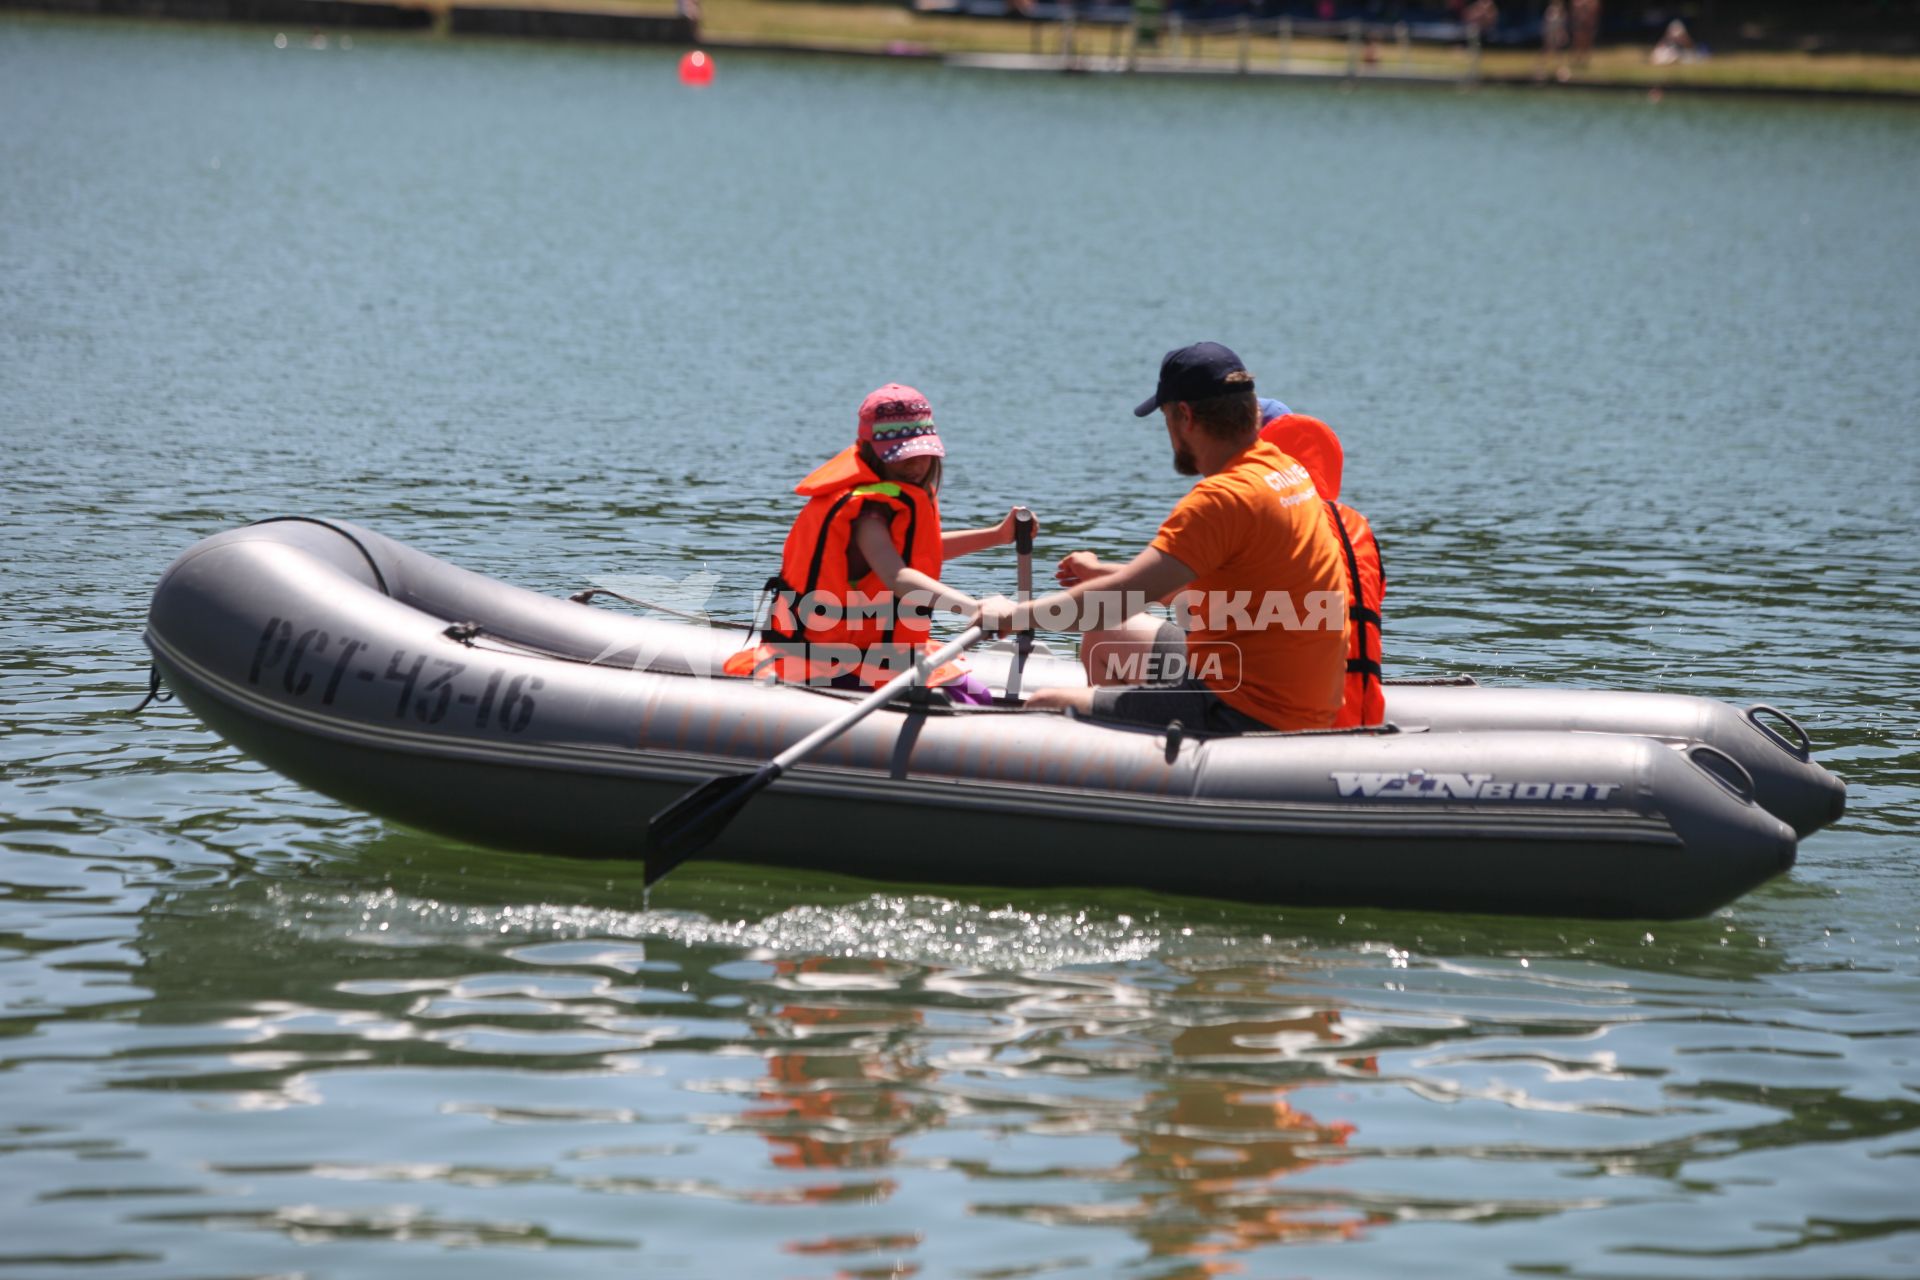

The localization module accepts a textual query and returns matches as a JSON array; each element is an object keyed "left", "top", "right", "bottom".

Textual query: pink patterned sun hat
[{"left": 857, "top": 384, "right": 945, "bottom": 463}]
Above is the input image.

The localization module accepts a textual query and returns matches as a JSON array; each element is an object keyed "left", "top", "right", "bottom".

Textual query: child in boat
[
  {"left": 1256, "top": 403, "right": 1386, "bottom": 728},
  {"left": 724, "top": 384, "right": 1026, "bottom": 701}
]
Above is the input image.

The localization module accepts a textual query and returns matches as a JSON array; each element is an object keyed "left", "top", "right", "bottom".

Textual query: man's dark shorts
[{"left": 1086, "top": 620, "right": 1272, "bottom": 735}]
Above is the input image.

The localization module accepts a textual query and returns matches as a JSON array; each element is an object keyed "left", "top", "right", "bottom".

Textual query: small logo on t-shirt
[
  {"left": 1264, "top": 462, "right": 1311, "bottom": 492},
  {"left": 1263, "top": 462, "right": 1316, "bottom": 505}
]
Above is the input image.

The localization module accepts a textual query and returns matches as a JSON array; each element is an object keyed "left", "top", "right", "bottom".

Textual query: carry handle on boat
[
  {"left": 1004, "top": 506, "right": 1037, "bottom": 703},
  {"left": 1745, "top": 703, "right": 1812, "bottom": 761},
  {"left": 1686, "top": 743, "right": 1757, "bottom": 803},
  {"left": 642, "top": 625, "right": 989, "bottom": 888}
]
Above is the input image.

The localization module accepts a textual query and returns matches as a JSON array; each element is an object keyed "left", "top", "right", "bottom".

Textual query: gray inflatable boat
[{"left": 142, "top": 518, "right": 1846, "bottom": 919}]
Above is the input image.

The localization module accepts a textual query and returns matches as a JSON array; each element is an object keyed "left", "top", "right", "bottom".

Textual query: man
[{"left": 974, "top": 343, "right": 1348, "bottom": 733}]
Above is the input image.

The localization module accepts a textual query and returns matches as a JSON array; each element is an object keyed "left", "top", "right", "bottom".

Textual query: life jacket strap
[
  {"left": 799, "top": 490, "right": 861, "bottom": 603},
  {"left": 756, "top": 573, "right": 802, "bottom": 646},
  {"left": 1327, "top": 498, "right": 1381, "bottom": 698},
  {"left": 876, "top": 485, "right": 924, "bottom": 648}
]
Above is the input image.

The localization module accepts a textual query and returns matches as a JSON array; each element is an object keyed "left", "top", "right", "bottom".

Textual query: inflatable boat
[{"left": 141, "top": 518, "right": 1846, "bottom": 919}]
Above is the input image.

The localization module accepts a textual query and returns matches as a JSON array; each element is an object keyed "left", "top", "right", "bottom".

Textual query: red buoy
[{"left": 678, "top": 50, "right": 714, "bottom": 87}]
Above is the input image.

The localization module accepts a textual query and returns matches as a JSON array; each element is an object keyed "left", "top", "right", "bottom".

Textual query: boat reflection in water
[
  {"left": 728, "top": 956, "right": 1376, "bottom": 1272},
  {"left": 103, "top": 847, "right": 1821, "bottom": 1275},
  {"left": 966, "top": 976, "right": 1379, "bottom": 1271},
  {"left": 1136, "top": 1012, "right": 1378, "bottom": 1259},
  {"left": 745, "top": 958, "right": 935, "bottom": 1179}
]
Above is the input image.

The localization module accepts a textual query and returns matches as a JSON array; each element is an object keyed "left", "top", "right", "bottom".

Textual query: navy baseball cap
[{"left": 1133, "top": 342, "right": 1253, "bottom": 417}]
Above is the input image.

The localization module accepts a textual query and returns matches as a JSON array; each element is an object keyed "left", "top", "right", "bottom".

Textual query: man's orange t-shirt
[{"left": 1152, "top": 439, "right": 1348, "bottom": 731}]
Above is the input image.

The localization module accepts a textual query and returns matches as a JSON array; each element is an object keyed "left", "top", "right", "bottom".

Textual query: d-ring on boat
[{"left": 142, "top": 518, "right": 1846, "bottom": 919}]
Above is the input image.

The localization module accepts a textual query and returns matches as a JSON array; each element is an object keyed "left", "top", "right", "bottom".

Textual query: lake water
[{"left": 3, "top": 15, "right": 1918, "bottom": 1277}]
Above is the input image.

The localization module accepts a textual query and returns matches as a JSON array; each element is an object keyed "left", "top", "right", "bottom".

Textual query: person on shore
[
  {"left": 1256, "top": 406, "right": 1386, "bottom": 728},
  {"left": 1463, "top": 0, "right": 1498, "bottom": 43},
  {"left": 724, "top": 384, "right": 1026, "bottom": 703},
  {"left": 973, "top": 343, "right": 1348, "bottom": 734},
  {"left": 1569, "top": 0, "right": 1599, "bottom": 68},
  {"left": 1537, "top": 0, "right": 1569, "bottom": 80},
  {"left": 1649, "top": 18, "right": 1698, "bottom": 66}
]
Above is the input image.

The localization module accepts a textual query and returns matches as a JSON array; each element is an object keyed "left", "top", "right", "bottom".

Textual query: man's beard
[{"left": 1172, "top": 446, "right": 1199, "bottom": 476}]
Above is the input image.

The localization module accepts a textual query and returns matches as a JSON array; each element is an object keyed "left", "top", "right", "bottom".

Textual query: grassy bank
[{"left": 692, "top": 0, "right": 1920, "bottom": 96}]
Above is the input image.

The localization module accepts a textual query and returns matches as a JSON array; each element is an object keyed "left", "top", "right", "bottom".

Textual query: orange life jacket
[
  {"left": 1259, "top": 413, "right": 1387, "bottom": 728},
  {"left": 1326, "top": 501, "right": 1385, "bottom": 728},
  {"left": 724, "top": 446, "right": 961, "bottom": 689}
]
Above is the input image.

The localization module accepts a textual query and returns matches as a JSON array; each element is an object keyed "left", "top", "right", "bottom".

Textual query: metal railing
[{"left": 1020, "top": 9, "right": 1483, "bottom": 80}]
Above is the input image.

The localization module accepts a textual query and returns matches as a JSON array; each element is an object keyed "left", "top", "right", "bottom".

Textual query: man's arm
[
  {"left": 978, "top": 546, "right": 1195, "bottom": 635},
  {"left": 1054, "top": 551, "right": 1117, "bottom": 586},
  {"left": 1059, "top": 552, "right": 1186, "bottom": 608}
]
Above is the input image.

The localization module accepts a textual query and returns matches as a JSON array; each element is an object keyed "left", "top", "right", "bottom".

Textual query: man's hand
[
  {"left": 971, "top": 594, "right": 1021, "bottom": 637},
  {"left": 1055, "top": 551, "right": 1108, "bottom": 586}
]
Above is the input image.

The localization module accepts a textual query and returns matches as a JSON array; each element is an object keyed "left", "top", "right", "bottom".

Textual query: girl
[{"left": 725, "top": 384, "right": 1025, "bottom": 700}]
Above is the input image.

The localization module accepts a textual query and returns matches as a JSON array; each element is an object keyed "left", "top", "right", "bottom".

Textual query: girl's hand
[{"left": 999, "top": 507, "right": 1040, "bottom": 547}]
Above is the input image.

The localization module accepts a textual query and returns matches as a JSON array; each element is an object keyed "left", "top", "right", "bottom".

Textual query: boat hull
[{"left": 143, "top": 518, "right": 1820, "bottom": 919}]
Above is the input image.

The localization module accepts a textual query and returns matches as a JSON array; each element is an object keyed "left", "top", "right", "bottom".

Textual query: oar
[
  {"left": 1002, "top": 507, "right": 1036, "bottom": 703},
  {"left": 642, "top": 624, "right": 988, "bottom": 887}
]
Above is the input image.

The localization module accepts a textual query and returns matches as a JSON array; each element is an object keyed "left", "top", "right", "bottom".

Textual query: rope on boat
[
  {"left": 568, "top": 586, "right": 751, "bottom": 630},
  {"left": 129, "top": 665, "right": 173, "bottom": 714}
]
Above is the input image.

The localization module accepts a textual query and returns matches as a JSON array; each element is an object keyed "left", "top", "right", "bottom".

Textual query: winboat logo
[{"left": 1331, "top": 770, "right": 1624, "bottom": 802}]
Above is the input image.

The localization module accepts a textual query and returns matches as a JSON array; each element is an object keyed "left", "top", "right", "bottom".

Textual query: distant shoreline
[
  {"left": 0, "top": 0, "right": 695, "bottom": 45},
  {"left": 6, "top": 0, "right": 1917, "bottom": 104}
]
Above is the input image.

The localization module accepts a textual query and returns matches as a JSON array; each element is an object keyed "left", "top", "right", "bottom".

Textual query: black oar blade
[{"left": 643, "top": 765, "right": 776, "bottom": 887}]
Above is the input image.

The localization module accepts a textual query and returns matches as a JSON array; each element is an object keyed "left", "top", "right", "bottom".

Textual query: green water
[{"left": 3, "top": 16, "right": 1918, "bottom": 1277}]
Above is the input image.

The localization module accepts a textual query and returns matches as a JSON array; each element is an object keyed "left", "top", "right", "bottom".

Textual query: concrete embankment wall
[{"left": 3, "top": 0, "right": 695, "bottom": 43}]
